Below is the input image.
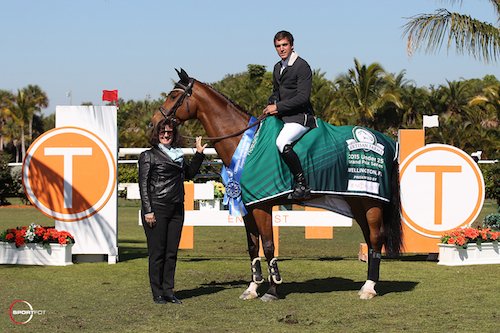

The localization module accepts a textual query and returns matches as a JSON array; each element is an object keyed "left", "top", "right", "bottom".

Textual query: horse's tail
[{"left": 383, "top": 158, "right": 403, "bottom": 256}]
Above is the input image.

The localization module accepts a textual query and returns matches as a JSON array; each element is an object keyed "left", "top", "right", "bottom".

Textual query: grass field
[{"left": 0, "top": 199, "right": 499, "bottom": 332}]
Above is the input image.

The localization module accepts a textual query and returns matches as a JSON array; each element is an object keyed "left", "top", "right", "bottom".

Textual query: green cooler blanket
[{"left": 240, "top": 117, "right": 397, "bottom": 205}]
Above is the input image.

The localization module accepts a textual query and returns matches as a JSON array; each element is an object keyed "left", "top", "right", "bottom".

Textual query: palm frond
[{"left": 404, "top": 8, "right": 500, "bottom": 63}]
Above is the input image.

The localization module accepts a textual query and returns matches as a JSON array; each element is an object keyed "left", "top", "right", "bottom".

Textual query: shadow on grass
[
  {"left": 118, "top": 246, "right": 148, "bottom": 261},
  {"left": 177, "top": 279, "right": 248, "bottom": 300},
  {"left": 175, "top": 277, "right": 418, "bottom": 300},
  {"left": 277, "top": 277, "right": 418, "bottom": 298},
  {"left": 318, "top": 256, "right": 344, "bottom": 261}
]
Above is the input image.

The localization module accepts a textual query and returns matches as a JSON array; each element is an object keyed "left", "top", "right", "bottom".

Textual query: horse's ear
[{"left": 175, "top": 68, "right": 190, "bottom": 84}]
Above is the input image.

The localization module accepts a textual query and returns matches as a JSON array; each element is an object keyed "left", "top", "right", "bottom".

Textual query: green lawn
[{"left": 0, "top": 199, "right": 498, "bottom": 332}]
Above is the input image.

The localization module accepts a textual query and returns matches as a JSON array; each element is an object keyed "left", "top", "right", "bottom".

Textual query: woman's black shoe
[
  {"left": 153, "top": 295, "right": 167, "bottom": 304},
  {"left": 165, "top": 294, "right": 182, "bottom": 304}
]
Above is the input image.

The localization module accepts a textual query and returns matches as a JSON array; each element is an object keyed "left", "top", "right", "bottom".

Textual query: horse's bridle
[
  {"left": 158, "top": 79, "right": 194, "bottom": 123},
  {"left": 158, "top": 78, "right": 268, "bottom": 142}
]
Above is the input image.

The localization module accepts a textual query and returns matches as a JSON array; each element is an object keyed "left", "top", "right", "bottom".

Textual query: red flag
[{"left": 102, "top": 90, "right": 118, "bottom": 102}]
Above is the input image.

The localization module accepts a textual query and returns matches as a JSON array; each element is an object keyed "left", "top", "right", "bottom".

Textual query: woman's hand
[
  {"left": 195, "top": 136, "right": 208, "bottom": 153},
  {"left": 144, "top": 212, "right": 156, "bottom": 227}
]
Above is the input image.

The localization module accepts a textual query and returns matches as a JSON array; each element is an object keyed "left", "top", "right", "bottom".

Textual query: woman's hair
[
  {"left": 274, "top": 30, "right": 294, "bottom": 46},
  {"left": 148, "top": 118, "right": 182, "bottom": 147}
]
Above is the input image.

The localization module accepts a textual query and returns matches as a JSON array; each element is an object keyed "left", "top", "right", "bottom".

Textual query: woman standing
[{"left": 139, "top": 118, "right": 206, "bottom": 304}]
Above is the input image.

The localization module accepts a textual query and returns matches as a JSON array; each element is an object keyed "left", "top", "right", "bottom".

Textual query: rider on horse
[{"left": 263, "top": 30, "right": 317, "bottom": 200}]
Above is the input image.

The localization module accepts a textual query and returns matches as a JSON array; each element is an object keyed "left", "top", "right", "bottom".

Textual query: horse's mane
[{"left": 197, "top": 80, "right": 253, "bottom": 117}]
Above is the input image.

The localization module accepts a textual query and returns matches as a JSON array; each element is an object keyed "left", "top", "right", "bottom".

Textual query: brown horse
[{"left": 153, "top": 69, "right": 403, "bottom": 301}]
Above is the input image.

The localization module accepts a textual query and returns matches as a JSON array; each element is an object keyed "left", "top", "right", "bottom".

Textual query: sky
[{"left": 1, "top": 0, "right": 498, "bottom": 115}]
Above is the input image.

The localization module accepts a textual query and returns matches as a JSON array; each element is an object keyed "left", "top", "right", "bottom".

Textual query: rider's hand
[{"left": 263, "top": 104, "right": 278, "bottom": 115}]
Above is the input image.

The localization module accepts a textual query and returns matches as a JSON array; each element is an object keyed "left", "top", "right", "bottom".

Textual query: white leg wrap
[
  {"left": 358, "top": 280, "right": 377, "bottom": 300},
  {"left": 239, "top": 282, "right": 259, "bottom": 300}
]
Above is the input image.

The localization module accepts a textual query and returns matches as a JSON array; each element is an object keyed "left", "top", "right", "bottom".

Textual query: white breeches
[{"left": 276, "top": 122, "right": 309, "bottom": 153}]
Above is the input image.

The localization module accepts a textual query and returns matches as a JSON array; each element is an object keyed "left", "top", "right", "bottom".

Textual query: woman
[{"left": 139, "top": 118, "right": 206, "bottom": 304}]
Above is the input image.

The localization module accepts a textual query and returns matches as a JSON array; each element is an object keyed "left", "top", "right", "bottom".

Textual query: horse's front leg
[
  {"left": 252, "top": 206, "right": 281, "bottom": 302},
  {"left": 349, "top": 198, "right": 383, "bottom": 300},
  {"left": 239, "top": 212, "right": 264, "bottom": 300}
]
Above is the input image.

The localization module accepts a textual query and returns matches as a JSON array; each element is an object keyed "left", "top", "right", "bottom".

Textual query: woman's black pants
[{"left": 142, "top": 202, "right": 184, "bottom": 298}]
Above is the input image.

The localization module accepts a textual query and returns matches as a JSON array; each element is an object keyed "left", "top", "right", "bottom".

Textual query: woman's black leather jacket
[{"left": 138, "top": 146, "right": 204, "bottom": 213}]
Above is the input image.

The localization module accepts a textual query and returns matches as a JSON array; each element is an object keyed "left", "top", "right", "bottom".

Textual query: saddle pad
[{"left": 240, "top": 117, "right": 397, "bottom": 205}]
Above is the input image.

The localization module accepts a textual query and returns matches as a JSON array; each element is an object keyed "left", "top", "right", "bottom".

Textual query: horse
[{"left": 152, "top": 69, "right": 403, "bottom": 301}]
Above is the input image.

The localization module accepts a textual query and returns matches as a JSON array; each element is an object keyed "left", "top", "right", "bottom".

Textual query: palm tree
[
  {"left": 333, "top": 59, "right": 402, "bottom": 129},
  {"left": 403, "top": 0, "right": 500, "bottom": 63},
  {"left": 0, "top": 90, "right": 15, "bottom": 152},
  {"left": 310, "top": 69, "right": 335, "bottom": 121},
  {"left": 10, "top": 90, "right": 29, "bottom": 160},
  {"left": 469, "top": 83, "right": 500, "bottom": 127},
  {"left": 23, "top": 85, "right": 48, "bottom": 141},
  {"left": 5, "top": 85, "right": 49, "bottom": 160},
  {"left": 439, "top": 80, "right": 475, "bottom": 123}
]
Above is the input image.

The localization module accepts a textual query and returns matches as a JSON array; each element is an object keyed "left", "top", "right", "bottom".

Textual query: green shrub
[
  {"left": 0, "top": 152, "right": 15, "bottom": 205},
  {"left": 479, "top": 163, "right": 499, "bottom": 206},
  {"left": 10, "top": 164, "right": 29, "bottom": 204},
  {"left": 118, "top": 163, "right": 138, "bottom": 183},
  {"left": 483, "top": 213, "right": 500, "bottom": 230}
]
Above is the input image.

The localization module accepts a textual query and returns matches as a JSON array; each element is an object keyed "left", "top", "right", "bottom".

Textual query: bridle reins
[{"left": 159, "top": 79, "right": 268, "bottom": 142}]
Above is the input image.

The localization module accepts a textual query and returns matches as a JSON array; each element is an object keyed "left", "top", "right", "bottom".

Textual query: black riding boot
[{"left": 280, "top": 144, "right": 311, "bottom": 200}]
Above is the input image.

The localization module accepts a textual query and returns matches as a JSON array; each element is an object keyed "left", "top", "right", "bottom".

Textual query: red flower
[{"left": 1, "top": 224, "right": 75, "bottom": 246}]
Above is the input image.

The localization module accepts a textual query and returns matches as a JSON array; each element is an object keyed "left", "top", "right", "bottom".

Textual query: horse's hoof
[
  {"left": 239, "top": 290, "right": 258, "bottom": 300},
  {"left": 260, "top": 293, "right": 279, "bottom": 302},
  {"left": 358, "top": 280, "right": 377, "bottom": 300},
  {"left": 358, "top": 290, "right": 377, "bottom": 300}
]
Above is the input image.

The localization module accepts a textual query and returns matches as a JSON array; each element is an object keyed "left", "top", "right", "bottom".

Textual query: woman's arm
[
  {"left": 138, "top": 151, "right": 153, "bottom": 214},
  {"left": 184, "top": 136, "right": 207, "bottom": 180}
]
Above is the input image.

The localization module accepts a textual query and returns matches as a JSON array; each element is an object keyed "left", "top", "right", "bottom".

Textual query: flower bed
[
  {"left": 440, "top": 227, "right": 499, "bottom": 248},
  {"left": 0, "top": 223, "right": 75, "bottom": 247},
  {"left": 438, "top": 227, "right": 500, "bottom": 266},
  {"left": 0, "top": 224, "right": 75, "bottom": 266}
]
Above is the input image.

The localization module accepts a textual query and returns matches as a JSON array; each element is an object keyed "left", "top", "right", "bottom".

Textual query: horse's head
[{"left": 152, "top": 68, "right": 199, "bottom": 129}]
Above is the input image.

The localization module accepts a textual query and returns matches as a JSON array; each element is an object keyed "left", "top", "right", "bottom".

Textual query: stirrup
[{"left": 288, "top": 184, "right": 311, "bottom": 200}]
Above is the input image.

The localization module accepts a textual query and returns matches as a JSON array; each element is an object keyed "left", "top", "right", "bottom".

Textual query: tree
[
  {"left": 23, "top": 85, "right": 48, "bottom": 141},
  {"left": 310, "top": 69, "right": 336, "bottom": 121},
  {"left": 333, "top": 59, "right": 402, "bottom": 129},
  {"left": 5, "top": 85, "right": 49, "bottom": 160},
  {"left": 403, "top": 0, "right": 500, "bottom": 63},
  {"left": 212, "top": 64, "right": 272, "bottom": 117},
  {"left": 0, "top": 90, "right": 16, "bottom": 152}
]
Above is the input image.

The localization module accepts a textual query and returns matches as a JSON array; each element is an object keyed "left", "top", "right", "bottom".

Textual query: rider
[{"left": 263, "top": 30, "right": 316, "bottom": 200}]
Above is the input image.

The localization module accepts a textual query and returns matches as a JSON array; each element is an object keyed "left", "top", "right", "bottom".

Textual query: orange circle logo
[
  {"left": 400, "top": 144, "right": 484, "bottom": 238},
  {"left": 23, "top": 127, "right": 116, "bottom": 221}
]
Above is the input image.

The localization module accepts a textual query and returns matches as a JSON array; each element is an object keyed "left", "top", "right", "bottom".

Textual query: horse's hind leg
[
  {"left": 239, "top": 212, "right": 264, "bottom": 300},
  {"left": 348, "top": 198, "right": 384, "bottom": 300}
]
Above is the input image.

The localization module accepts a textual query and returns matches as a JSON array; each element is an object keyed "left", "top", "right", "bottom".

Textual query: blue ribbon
[{"left": 221, "top": 116, "right": 258, "bottom": 217}]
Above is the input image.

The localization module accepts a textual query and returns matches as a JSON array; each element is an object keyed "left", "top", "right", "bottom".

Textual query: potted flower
[
  {"left": 438, "top": 227, "right": 500, "bottom": 266},
  {"left": 0, "top": 223, "right": 75, "bottom": 266}
]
